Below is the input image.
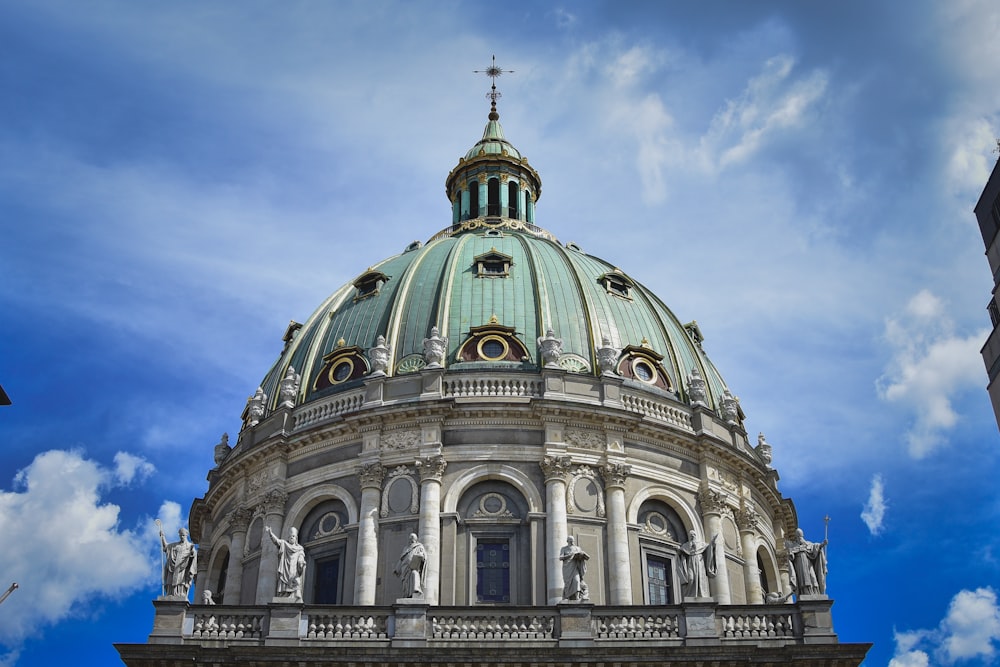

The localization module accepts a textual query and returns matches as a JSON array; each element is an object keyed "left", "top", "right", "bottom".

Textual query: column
[
  {"left": 354, "top": 462, "right": 384, "bottom": 605},
  {"left": 699, "top": 487, "right": 732, "bottom": 604},
  {"left": 460, "top": 189, "right": 470, "bottom": 221},
  {"left": 478, "top": 181, "right": 487, "bottom": 217},
  {"left": 255, "top": 490, "right": 288, "bottom": 604},
  {"left": 416, "top": 454, "right": 447, "bottom": 605},
  {"left": 541, "top": 455, "right": 572, "bottom": 604},
  {"left": 736, "top": 506, "right": 763, "bottom": 604},
  {"left": 223, "top": 508, "right": 253, "bottom": 605},
  {"left": 601, "top": 462, "right": 633, "bottom": 604},
  {"left": 500, "top": 176, "right": 509, "bottom": 215}
]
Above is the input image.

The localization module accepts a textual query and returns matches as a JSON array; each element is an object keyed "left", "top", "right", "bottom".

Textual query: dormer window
[
  {"left": 474, "top": 248, "right": 512, "bottom": 278},
  {"left": 353, "top": 269, "right": 389, "bottom": 301},
  {"left": 599, "top": 270, "right": 634, "bottom": 300}
]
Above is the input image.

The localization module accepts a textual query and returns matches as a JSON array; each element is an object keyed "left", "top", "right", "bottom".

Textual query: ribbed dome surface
[{"left": 256, "top": 223, "right": 731, "bottom": 412}]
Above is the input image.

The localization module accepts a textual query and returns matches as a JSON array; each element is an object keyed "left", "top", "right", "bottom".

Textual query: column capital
[
  {"left": 228, "top": 507, "right": 254, "bottom": 533},
  {"left": 358, "top": 461, "right": 386, "bottom": 490},
  {"left": 734, "top": 505, "right": 760, "bottom": 533},
  {"left": 416, "top": 454, "right": 447, "bottom": 482},
  {"left": 699, "top": 486, "right": 729, "bottom": 516},
  {"left": 260, "top": 489, "right": 288, "bottom": 516},
  {"left": 600, "top": 462, "right": 631, "bottom": 489},
  {"left": 540, "top": 454, "right": 573, "bottom": 483}
]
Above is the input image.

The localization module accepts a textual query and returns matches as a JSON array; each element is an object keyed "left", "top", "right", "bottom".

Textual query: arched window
[
  {"left": 301, "top": 500, "right": 350, "bottom": 604},
  {"left": 457, "top": 481, "right": 531, "bottom": 604},
  {"left": 487, "top": 178, "right": 501, "bottom": 216},
  {"left": 507, "top": 182, "right": 518, "bottom": 218},
  {"left": 636, "top": 500, "right": 686, "bottom": 605},
  {"left": 469, "top": 181, "right": 479, "bottom": 219}
]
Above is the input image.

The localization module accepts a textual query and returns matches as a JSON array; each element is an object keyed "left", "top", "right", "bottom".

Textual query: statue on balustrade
[
  {"left": 159, "top": 526, "right": 198, "bottom": 600},
  {"left": 559, "top": 536, "right": 590, "bottom": 602},
  {"left": 786, "top": 528, "right": 827, "bottom": 596},
  {"left": 679, "top": 530, "right": 717, "bottom": 599},
  {"left": 395, "top": 533, "right": 427, "bottom": 598},
  {"left": 266, "top": 526, "right": 306, "bottom": 602}
]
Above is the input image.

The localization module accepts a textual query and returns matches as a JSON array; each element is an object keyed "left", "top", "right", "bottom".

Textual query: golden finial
[
  {"left": 474, "top": 55, "right": 513, "bottom": 120},
  {"left": 488, "top": 314, "right": 499, "bottom": 325}
]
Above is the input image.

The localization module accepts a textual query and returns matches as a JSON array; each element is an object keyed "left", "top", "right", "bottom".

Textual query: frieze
[
  {"left": 564, "top": 427, "right": 604, "bottom": 451},
  {"left": 380, "top": 429, "right": 419, "bottom": 451}
]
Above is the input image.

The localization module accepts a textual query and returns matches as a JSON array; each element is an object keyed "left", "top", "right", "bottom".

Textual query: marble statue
[
  {"left": 559, "top": 536, "right": 590, "bottom": 602},
  {"left": 686, "top": 368, "right": 708, "bottom": 407},
  {"left": 247, "top": 387, "right": 267, "bottom": 426},
  {"left": 202, "top": 589, "right": 216, "bottom": 605},
  {"left": 278, "top": 366, "right": 300, "bottom": 409},
  {"left": 719, "top": 389, "right": 739, "bottom": 424},
  {"left": 160, "top": 527, "right": 198, "bottom": 599},
  {"left": 679, "top": 530, "right": 717, "bottom": 599},
  {"left": 422, "top": 327, "right": 448, "bottom": 368},
  {"left": 756, "top": 432, "right": 773, "bottom": 468},
  {"left": 368, "top": 335, "right": 390, "bottom": 376},
  {"left": 786, "top": 528, "right": 827, "bottom": 596},
  {"left": 213, "top": 432, "right": 231, "bottom": 467},
  {"left": 394, "top": 533, "right": 427, "bottom": 598},
  {"left": 537, "top": 328, "right": 563, "bottom": 368},
  {"left": 266, "top": 526, "right": 306, "bottom": 602},
  {"left": 765, "top": 590, "right": 793, "bottom": 604},
  {"left": 596, "top": 336, "right": 620, "bottom": 375}
]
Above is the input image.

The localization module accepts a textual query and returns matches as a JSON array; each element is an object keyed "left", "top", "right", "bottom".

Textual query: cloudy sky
[{"left": 1, "top": 1, "right": 999, "bottom": 665}]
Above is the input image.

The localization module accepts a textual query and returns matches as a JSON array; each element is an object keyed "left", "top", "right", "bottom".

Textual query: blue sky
[{"left": 1, "top": 1, "right": 999, "bottom": 665}]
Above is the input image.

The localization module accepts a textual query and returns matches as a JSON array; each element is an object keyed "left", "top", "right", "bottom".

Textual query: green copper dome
[{"left": 251, "top": 110, "right": 734, "bottom": 416}]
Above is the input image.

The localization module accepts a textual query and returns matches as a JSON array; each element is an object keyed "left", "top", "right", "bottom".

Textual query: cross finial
[{"left": 474, "top": 55, "right": 513, "bottom": 120}]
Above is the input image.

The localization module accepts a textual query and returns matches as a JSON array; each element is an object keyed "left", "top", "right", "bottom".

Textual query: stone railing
[
  {"left": 148, "top": 599, "right": 837, "bottom": 648},
  {"left": 293, "top": 388, "right": 366, "bottom": 430},
  {"left": 620, "top": 391, "right": 694, "bottom": 431},
  {"left": 443, "top": 375, "right": 543, "bottom": 398}
]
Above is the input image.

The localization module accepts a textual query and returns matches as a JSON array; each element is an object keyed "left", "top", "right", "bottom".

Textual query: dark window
[
  {"left": 508, "top": 182, "right": 518, "bottom": 218},
  {"left": 216, "top": 553, "right": 229, "bottom": 605},
  {"left": 469, "top": 182, "right": 480, "bottom": 218},
  {"left": 332, "top": 361, "right": 353, "bottom": 382},
  {"left": 481, "top": 339, "right": 505, "bottom": 359},
  {"left": 487, "top": 178, "right": 501, "bottom": 216},
  {"left": 314, "top": 556, "right": 340, "bottom": 604},
  {"left": 634, "top": 361, "right": 654, "bottom": 382},
  {"left": 476, "top": 541, "right": 510, "bottom": 602},
  {"left": 757, "top": 553, "right": 770, "bottom": 599},
  {"left": 990, "top": 298, "right": 1000, "bottom": 327},
  {"left": 646, "top": 555, "right": 673, "bottom": 605}
]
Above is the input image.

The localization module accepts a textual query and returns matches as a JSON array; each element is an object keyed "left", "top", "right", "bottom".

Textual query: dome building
[{"left": 117, "top": 85, "right": 869, "bottom": 667}]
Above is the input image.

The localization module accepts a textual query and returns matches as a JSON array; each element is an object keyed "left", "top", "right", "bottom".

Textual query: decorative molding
[
  {"left": 564, "top": 427, "right": 604, "bottom": 451},
  {"left": 472, "top": 492, "right": 514, "bottom": 519},
  {"left": 380, "top": 467, "right": 419, "bottom": 518},
  {"left": 311, "top": 512, "right": 344, "bottom": 539},
  {"left": 381, "top": 429, "right": 418, "bottom": 451},
  {"left": 567, "top": 466, "right": 605, "bottom": 518}
]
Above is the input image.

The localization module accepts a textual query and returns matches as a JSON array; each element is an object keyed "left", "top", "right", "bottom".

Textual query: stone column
[
  {"left": 223, "top": 508, "right": 253, "bottom": 605},
  {"left": 601, "top": 462, "right": 633, "bottom": 605},
  {"left": 735, "top": 505, "right": 763, "bottom": 604},
  {"left": 541, "top": 455, "right": 572, "bottom": 604},
  {"left": 699, "top": 487, "right": 732, "bottom": 604},
  {"left": 416, "top": 454, "right": 447, "bottom": 605},
  {"left": 254, "top": 489, "right": 288, "bottom": 604},
  {"left": 354, "top": 462, "right": 385, "bottom": 605}
]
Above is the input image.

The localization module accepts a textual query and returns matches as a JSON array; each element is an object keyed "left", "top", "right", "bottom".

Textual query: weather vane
[{"left": 474, "top": 55, "right": 513, "bottom": 117}]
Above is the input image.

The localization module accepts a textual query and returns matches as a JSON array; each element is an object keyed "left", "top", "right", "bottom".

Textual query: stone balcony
[{"left": 146, "top": 598, "right": 840, "bottom": 649}]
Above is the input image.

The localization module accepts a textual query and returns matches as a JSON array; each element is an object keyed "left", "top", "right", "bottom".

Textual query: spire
[{"left": 474, "top": 55, "right": 513, "bottom": 121}]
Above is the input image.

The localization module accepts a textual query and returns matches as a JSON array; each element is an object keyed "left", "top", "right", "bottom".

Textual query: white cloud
[
  {"left": 877, "top": 290, "right": 989, "bottom": 458},
  {"left": 0, "top": 450, "right": 163, "bottom": 650},
  {"left": 860, "top": 473, "right": 887, "bottom": 535},
  {"left": 889, "top": 588, "right": 1000, "bottom": 666},
  {"left": 940, "top": 588, "right": 1000, "bottom": 662},
  {"left": 113, "top": 451, "right": 156, "bottom": 485}
]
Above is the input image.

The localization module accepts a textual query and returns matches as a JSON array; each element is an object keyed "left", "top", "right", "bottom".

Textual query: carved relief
[
  {"left": 734, "top": 505, "right": 760, "bottom": 533},
  {"left": 566, "top": 466, "right": 605, "bottom": 518},
  {"left": 699, "top": 486, "right": 729, "bottom": 515},
  {"left": 228, "top": 507, "right": 253, "bottom": 533},
  {"left": 539, "top": 455, "right": 572, "bottom": 482},
  {"left": 247, "top": 468, "right": 270, "bottom": 495},
  {"left": 358, "top": 462, "right": 386, "bottom": 490},
  {"left": 381, "top": 429, "right": 419, "bottom": 451},
  {"left": 260, "top": 489, "right": 288, "bottom": 515},
  {"left": 641, "top": 511, "right": 675, "bottom": 540},
  {"left": 564, "top": 427, "right": 604, "bottom": 451},
  {"left": 600, "top": 462, "right": 631, "bottom": 489},
  {"left": 380, "top": 467, "right": 419, "bottom": 517},
  {"left": 311, "top": 512, "right": 344, "bottom": 539},
  {"left": 472, "top": 492, "right": 515, "bottom": 519},
  {"left": 415, "top": 455, "right": 447, "bottom": 482}
]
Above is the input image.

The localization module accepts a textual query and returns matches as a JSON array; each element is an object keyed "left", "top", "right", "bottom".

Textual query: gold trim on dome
[{"left": 428, "top": 217, "right": 558, "bottom": 243}]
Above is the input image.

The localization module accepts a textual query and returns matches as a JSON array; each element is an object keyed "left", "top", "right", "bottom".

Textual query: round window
[
  {"left": 332, "top": 360, "right": 353, "bottom": 382},
  {"left": 633, "top": 360, "right": 654, "bottom": 382},
  {"left": 478, "top": 337, "right": 508, "bottom": 361}
]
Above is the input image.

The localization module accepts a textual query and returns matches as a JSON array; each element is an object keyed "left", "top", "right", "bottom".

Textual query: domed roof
[{"left": 251, "top": 108, "right": 734, "bottom": 415}]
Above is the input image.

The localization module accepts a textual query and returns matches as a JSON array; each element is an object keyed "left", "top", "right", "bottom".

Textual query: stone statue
[
  {"left": 686, "top": 368, "right": 708, "bottom": 407},
  {"left": 596, "top": 336, "right": 620, "bottom": 375},
  {"left": 368, "top": 335, "right": 390, "bottom": 376},
  {"left": 537, "top": 328, "right": 563, "bottom": 368},
  {"left": 247, "top": 387, "right": 267, "bottom": 426},
  {"left": 559, "top": 536, "right": 590, "bottom": 602},
  {"left": 202, "top": 589, "right": 216, "bottom": 605},
  {"left": 278, "top": 366, "right": 300, "bottom": 409},
  {"left": 786, "top": 528, "right": 828, "bottom": 596},
  {"left": 213, "top": 432, "right": 231, "bottom": 467},
  {"left": 422, "top": 327, "right": 448, "bottom": 369},
  {"left": 159, "top": 527, "right": 197, "bottom": 599},
  {"left": 679, "top": 530, "right": 717, "bottom": 599},
  {"left": 765, "top": 590, "right": 793, "bottom": 604},
  {"left": 394, "top": 533, "right": 427, "bottom": 598},
  {"left": 266, "top": 526, "right": 306, "bottom": 602},
  {"left": 756, "top": 432, "right": 773, "bottom": 468}
]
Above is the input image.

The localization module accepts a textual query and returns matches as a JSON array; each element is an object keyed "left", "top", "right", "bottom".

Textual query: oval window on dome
[
  {"left": 331, "top": 360, "right": 354, "bottom": 383},
  {"left": 478, "top": 336, "right": 508, "bottom": 361},
  {"left": 632, "top": 359, "right": 657, "bottom": 383}
]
